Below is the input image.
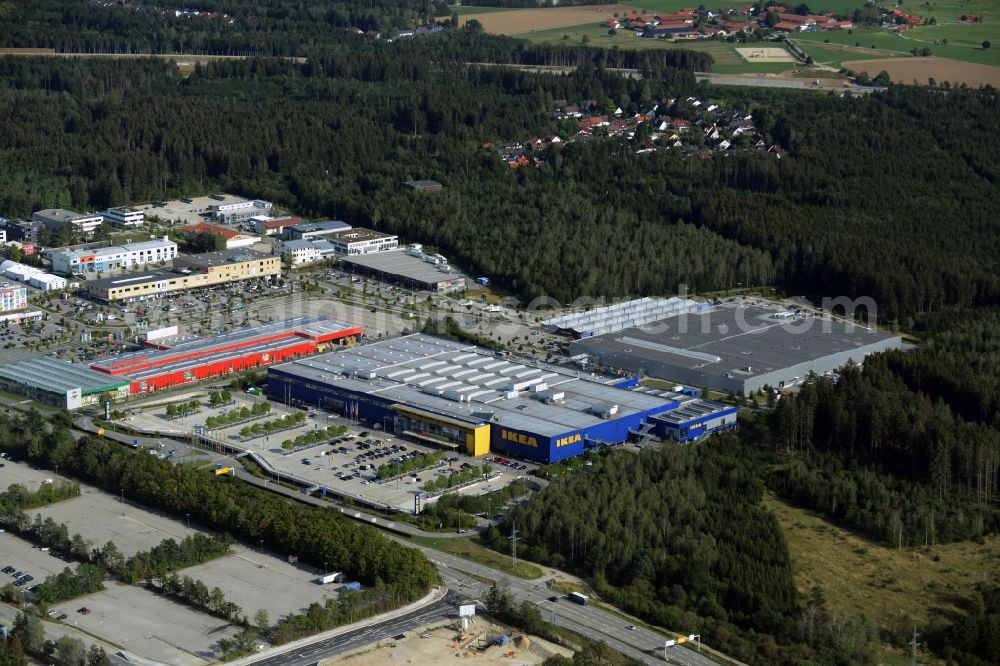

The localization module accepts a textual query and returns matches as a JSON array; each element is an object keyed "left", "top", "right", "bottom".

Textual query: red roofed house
[
  {"left": 247, "top": 216, "right": 302, "bottom": 236},
  {"left": 577, "top": 115, "right": 609, "bottom": 130},
  {"left": 657, "top": 20, "right": 694, "bottom": 30},
  {"left": 776, "top": 13, "right": 815, "bottom": 27},
  {"left": 507, "top": 155, "right": 530, "bottom": 170},
  {"left": 183, "top": 222, "right": 261, "bottom": 250},
  {"left": 719, "top": 20, "right": 752, "bottom": 34},
  {"left": 890, "top": 8, "right": 921, "bottom": 26},
  {"left": 656, "top": 11, "right": 694, "bottom": 23}
]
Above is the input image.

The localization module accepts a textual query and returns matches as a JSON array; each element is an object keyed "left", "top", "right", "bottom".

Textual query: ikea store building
[{"left": 266, "top": 334, "right": 736, "bottom": 463}]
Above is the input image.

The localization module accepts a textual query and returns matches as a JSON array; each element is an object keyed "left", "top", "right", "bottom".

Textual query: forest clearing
[{"left": 765, "top": 493, "right": 1000, "bottom": 632}]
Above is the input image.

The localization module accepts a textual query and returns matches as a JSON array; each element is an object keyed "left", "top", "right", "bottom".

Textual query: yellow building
[{"left": 85, "top": 250, "right": 280, "bottom": 302}]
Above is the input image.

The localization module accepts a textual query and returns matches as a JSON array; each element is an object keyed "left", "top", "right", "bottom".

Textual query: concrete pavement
[
  {"left": 234, "top": 589, "right": 457, "bottom": 666},
  {"left": 423, "top": 546, "right": 719, "bottom": 666},
  {"left": 10, "top": 405, "right": 726, "bottom": 665}
]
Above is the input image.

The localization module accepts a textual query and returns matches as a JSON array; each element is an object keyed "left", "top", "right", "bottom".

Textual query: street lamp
[
  {"left": 120, "top": 488, "right": 124, "bottom": 503},
  {"left": 186, "top": 513, "right": 191, "bottom": 529}
]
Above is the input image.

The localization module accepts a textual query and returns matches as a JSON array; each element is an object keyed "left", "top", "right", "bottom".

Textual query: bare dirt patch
[
  {"left": 0, "top": 48, "right": 57, "bottom": 55},
  {"left": 843, "top": 56, "right": 1000, "bottom": 86},
  {"left": 456, "top": 4, "right": 637, "bottom": 35},
  {"left": 736, "top": 47, "right": 796, "bottom": 63},
  {"left": 324, "top": 621, "right": 572, "bottom": 666}
]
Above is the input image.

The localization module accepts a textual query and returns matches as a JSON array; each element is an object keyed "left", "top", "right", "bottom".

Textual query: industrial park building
[
  {"left": 569, "top": 304, "right": 903, "bottom": 395},
  {"left": 266, "top": 335, "right": 736, "bottom": 463},
  {"left": 32, "top": 209, "right": 103, "bottom": 235},
  {"left": 0, "top": 350, "right": 130, "bottom": 410},
  {"left": 84, "top": 250, "right": 280, "bottom": 302},
  {"left": 274, "top": 238, "right": 341, "bottom": 266},
  {"left": 282, "top": 220, "right": 353, "bottom": 241},
  {"left": 0, "top": 260, "right": 67, "bottom": 291},
  {"left": 100, "top": 207, "right": 146, "bottom": 228},
  {"left": 340, "top": 250, "right": 466, "bottom": 292},
  {"left": 50, "top": 237, "right": 178, "bottom": 275},
  {"left": 326, "top": 228, "right": 399, "bottom": 255},
  {"left": 208, "top": 197, "right": 273, "bottom": 224},
  {"left": 90, "top": 317, "right": 362, "bottom": 394}
]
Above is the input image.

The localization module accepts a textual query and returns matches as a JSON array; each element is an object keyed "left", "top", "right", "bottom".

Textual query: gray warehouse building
[{"left": 568, "top": 304, "right": 903, "bottom": 395}]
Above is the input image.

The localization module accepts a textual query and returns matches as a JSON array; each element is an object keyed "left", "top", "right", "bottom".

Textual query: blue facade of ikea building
[{"left": 265, "top": 334, "right": 732, "bottom": 465}]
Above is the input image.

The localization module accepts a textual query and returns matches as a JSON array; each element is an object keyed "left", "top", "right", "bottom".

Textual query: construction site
[{"left": 324, "top": 617, "right": 571, "bottom": 666}]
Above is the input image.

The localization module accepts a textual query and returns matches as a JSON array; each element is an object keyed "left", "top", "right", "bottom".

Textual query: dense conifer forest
[
  {"left": 0, "top": 45, "right": 997, "bottom": 319},
  {"left": 1, "top": 4, "right": 1000, "bottom": 663}
]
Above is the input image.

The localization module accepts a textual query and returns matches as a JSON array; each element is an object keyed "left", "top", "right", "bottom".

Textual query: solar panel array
[{"left": 542, "top": 297, "right": 701, "bottom": 337}]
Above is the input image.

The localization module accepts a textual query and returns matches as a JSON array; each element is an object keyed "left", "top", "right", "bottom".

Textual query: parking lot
[
  {"left": 266, "top": 434, "right": 529, "bottom": 512},
  {"left": 181, "top": 542, "right": 338, "bottom": 620},
  {"left": 0, "top": 531, "right": 75, "bottom": 596},
  {"left": 130, "top": 395, "right": 530, "bottom": 511},
  {"left": 0, "top": 455, "right": 74, "bottom": 492},
  {"left": 32, "top": 485, "right": 199, "bottom": 557},
  {"left": 72, "top": 583, "right": 239, "bottom": 666},
  {"left": 2, "top": 466, "right": 340, "bottom": 663}
]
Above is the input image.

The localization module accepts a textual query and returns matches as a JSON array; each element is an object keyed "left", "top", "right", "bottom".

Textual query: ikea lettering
[
  {"left": 501, "top": 429, "right": 537, "bottom": 448},
  {"left": 555, "top": 434, "right": 582, "bottom": 448}
]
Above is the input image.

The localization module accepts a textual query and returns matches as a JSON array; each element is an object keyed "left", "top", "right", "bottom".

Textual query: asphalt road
[
  {"left": 695, "top": 72, "right": 886, "bottom": 93},
  {"left": 249, "top": 591, "right": 462, "bottom": 666},
  {"left": 6, "top": 405, "right": 722, "bottom": 666},
  {"left": 425, "top": 548, "right": 718, "bottom": 666},
  {"left": 0, "top": 602, "right": 134, "bottom": 666}
]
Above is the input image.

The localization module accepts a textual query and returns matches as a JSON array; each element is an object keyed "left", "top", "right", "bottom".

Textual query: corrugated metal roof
[
  {"left": 270, "top": 334, "right": 674, "bottom": 437},
  {"left": 0, "top": 355, "right": 128, "bottom": 395}
]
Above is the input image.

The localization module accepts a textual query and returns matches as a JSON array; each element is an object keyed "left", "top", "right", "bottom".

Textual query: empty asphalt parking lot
[
  {"left": 32, "top": 485, "right": 200, "bottom": 557},
  {"left": 180, "top": 543, "right": 339, "bottom": 621},
  {"left": 72, "top": 582, "right": 239, "bottom": 666}
]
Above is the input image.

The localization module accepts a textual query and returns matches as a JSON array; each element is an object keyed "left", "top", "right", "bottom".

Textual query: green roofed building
[{"left": 0, "top": 350, "right": 130, "bottom": 410}]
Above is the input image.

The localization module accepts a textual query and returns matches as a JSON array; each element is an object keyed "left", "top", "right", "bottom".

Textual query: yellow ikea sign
[
  {"left": 555, "top": 434, "right": 581, "bottom": 448},
  {"left": 501, "top": 429, "right": 537, "bottom": 448}
]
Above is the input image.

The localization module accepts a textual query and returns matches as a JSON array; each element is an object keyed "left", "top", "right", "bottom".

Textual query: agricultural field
[
  {"left": 794, "top": 39, "right": 902, "bottom": 69},
  {"left": 792, "top": 25, "right": 1000, "bottom": 68},
  {"left": 448, "top": 5, "right": 517, "bottom": 15},
  {"left": 764, "top": 493, "right": 1000, "bottom": 643},
  {"left": 842, "top": 56, "right": 1000, "bottom": 86},
  {"left": 451, "top": 4, "right": 635, "bottom": 33},
  {"left": 450, "top": 0, "right": 999, "bottom": 83},
  {"left": 518, "top": 24, "right": 798, "bottom": 73}
]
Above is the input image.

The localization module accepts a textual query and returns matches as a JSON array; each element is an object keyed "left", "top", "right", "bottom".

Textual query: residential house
[
  {"left": 182, "top": 222, "right": 261, "bottom": 250},
  {"left": 246, "top": 216, "right": 303, "bottom": 236}
]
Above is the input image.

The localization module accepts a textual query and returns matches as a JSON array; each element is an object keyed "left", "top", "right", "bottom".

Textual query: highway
[
  {"left": 422, "top": 547, "right": 719, "bottom": 666},
  {"left": 76, "top": 416, "right": 723, "bottom": 666},
  {"left": 1, "top": 404, "right": 725, "bottom": 666},
  {"left": 249, "top": 591, "right": 462, "bottom": 666}
]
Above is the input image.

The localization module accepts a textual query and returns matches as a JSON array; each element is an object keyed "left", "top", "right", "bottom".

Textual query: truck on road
[{"left": 568, "top": 592, "right": 588, "bottom": 605}]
